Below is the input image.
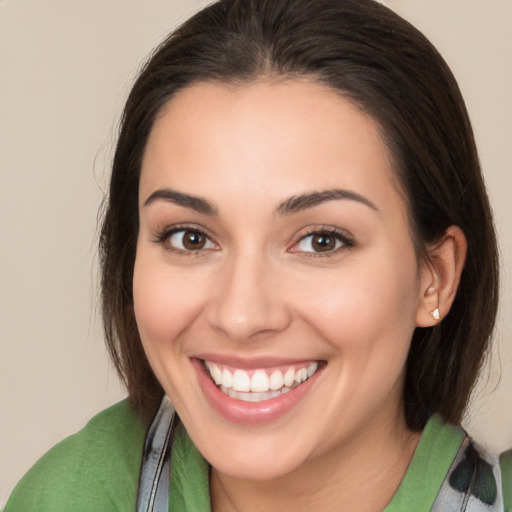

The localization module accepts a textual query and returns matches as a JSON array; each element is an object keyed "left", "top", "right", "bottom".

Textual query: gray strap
[
  {"left": 432, "top": 437, "right": 504, "bottom": 511},
  {"left": 136, "top": 396, "right": 176, "bottom": 512}
]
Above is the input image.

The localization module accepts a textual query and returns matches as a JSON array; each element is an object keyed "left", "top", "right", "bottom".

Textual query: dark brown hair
[{"left": 100, "top": 0, "right": 499, "bottom": 429}]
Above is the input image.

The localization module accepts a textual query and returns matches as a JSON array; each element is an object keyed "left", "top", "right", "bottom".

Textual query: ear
[{"left": 416, "top": 225, "right": 467, "bottom": 327}]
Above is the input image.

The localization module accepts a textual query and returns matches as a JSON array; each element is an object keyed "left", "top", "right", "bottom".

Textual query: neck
[{"left": 210, "top": 411, "right": 422, "bottom": 512}]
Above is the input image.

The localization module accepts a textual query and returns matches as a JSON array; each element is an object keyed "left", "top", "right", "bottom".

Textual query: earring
[{"left": 430, "top": 308, "right": 440, "bottom": 321}]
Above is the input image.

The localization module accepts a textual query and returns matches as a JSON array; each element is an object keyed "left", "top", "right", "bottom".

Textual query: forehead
[{"left": 140, "top": 79, "right": 406, "bottom": 219}]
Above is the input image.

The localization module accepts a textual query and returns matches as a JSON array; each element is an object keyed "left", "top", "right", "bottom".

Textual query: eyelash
[
  {"left": 152, "top": 225, "right": 354, "bottom": 257},
  {"left": 152, "top": 225, "right": 217, "bottom": 256},
  {"left": 290, "top": 226, "right": 354, "bottom": 258}
]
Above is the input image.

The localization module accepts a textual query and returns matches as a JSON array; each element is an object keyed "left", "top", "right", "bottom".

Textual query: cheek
[
  {"left": 132, "top": 250, "right": 214, "bottom": 411},
  {"left": 294, "top": 252, "right": 421, "bottom": 357},
  {"left": 133, "top": 272, "right": 173, "bottom": 346},
  {"left": 293, "top": 255, "right": 421, "bottom": 424},
  {"left": 132, "top": 253, "right": 203, "bottom": 351}
]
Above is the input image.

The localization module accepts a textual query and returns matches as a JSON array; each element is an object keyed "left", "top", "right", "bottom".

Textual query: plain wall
[{"left": 1, "top": 0, "right": 511, "bottom": 505}]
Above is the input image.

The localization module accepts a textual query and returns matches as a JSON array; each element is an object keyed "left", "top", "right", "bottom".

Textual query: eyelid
[
  {"left": 152, "top": 223, "right": 219, "bottom": 253},
  {"left": 288, "top": 226, "right": 354, "bottom": 257},
  {"left": 151, "top": 223, "right": 353, "bottom": 257}
]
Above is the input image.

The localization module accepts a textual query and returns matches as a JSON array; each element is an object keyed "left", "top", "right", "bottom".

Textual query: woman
[{"left": 5, "top": 0, "right": 511, "bottom": 510}]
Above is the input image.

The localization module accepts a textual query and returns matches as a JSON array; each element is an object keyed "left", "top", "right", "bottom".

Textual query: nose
[{"left": 206, "top": 252, "right": 292, "bottom": 342}]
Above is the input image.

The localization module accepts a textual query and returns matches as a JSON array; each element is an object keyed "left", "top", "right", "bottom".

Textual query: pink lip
[
  {"left": 192, "top": 357, "right": 324, "bottom": 425},
  {"left": 193, "top": 353, "right": 316, "bottom": 369}
]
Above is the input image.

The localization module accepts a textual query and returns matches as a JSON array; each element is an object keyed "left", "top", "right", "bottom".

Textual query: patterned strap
[
  {"left": 432, "top": 437, "right": 504, "bottom": 511},
  {"left": 136, "top": 396, "right": 176, "bottom": 512}
]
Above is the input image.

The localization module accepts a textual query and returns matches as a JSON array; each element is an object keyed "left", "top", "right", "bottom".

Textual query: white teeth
[
  {"left": 269, "top": 370, "right": 284, "bottom": 390},
  {"left": 222, "top": 368, "right": 233, "bottom": 389},
  {"left": 251, "top": 371, "right": 270, "bottom": 392},
  {"left": 283, "top": 368, "right": 295, "bottom": 387},
  {"left": 232, "top": 369, "right": 251, "bottom": 392},
  {"left": 221, "top": 386, "right": 282, "bottom": 402},
  {"left": 210, "top": 364, "right": 222, "bottom": 385},
  {"left": 205, "top": 361, "right": 320, "bottom": 401}
]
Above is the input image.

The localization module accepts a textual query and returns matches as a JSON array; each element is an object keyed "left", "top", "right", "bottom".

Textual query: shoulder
[
  {"left": 387, "top": 416, "right": 510, "bottom": 512},
  {"left": 501, "top": 449, "right": 512, "bottom": 512},
  {"left": 4, "top": 399, "right": 147, "bottom": 512},
  {"left": 426, "top": 420, "right": 512, "bottom": 512}
]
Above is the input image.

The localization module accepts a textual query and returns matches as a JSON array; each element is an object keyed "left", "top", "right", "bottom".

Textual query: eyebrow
[
  {"left": 143, "top": 187, "right": 378, "bottom": 217},
  {"left": 143, "top": 188, "right": 218, "bottom": 215},
  {"left": 276, "top": 189, "right": 378, "bottom": 216}
]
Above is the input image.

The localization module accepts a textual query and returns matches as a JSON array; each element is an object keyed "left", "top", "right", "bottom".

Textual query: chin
[{"left": 209, "top": 445, "right": 309, "bottom": 482}]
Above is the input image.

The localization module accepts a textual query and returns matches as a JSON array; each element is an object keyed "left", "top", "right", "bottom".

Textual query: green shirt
[{"left": 5, "top": 400, "right": 511, "bottom": 511}]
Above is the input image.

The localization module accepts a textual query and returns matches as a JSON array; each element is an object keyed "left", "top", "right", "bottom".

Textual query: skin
[{"left": 133, "top": 79, "right": 464, "bottom": 511}]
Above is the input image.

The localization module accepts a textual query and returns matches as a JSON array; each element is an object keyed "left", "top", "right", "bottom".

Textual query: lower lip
[{"left": 192, "top": 358, "right": 323, "bottom": 425}]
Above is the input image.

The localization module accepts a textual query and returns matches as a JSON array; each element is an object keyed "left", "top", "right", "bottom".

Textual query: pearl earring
[{"left": 431, "top": 308, "right": 440, "bottom": 321}]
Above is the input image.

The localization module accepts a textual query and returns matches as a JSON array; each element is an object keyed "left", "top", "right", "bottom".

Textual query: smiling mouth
[{"left": 203, "top": 360, "right": 321, "bottom": 403}]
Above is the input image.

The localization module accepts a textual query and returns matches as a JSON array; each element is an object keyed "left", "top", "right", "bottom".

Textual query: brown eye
[
  {"left": 168, "top": 229, "right": 215, "bottom": 251},
  {"left": 182, "top": 231, "right": 206, "bottom": 250},
  {"left": 294, "top": 230, "right": 349, "bottom": 255},
  {"left": 311, "top": 233, "right": 336, "bottom": 252}
]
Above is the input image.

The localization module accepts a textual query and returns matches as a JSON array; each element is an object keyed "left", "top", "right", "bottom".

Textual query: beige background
[{"left": 1, "top": 0, "right": 511, "bottom": 505}]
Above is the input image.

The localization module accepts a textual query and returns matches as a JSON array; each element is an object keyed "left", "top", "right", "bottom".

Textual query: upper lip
[{"left": 192, "top": 354, "right": 322, "bottom": 370}]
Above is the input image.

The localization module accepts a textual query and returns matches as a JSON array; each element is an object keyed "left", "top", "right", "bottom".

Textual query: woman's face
[{"left": 134, "top": 80, "right": 431, "bottom": 480}]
